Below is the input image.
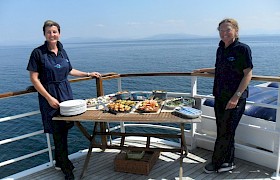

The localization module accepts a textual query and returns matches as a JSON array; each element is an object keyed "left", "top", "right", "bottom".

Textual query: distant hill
[
  {"left": 141, "top": 33, "right": 207, "bottom": 40},
  {"left": 62, "top": 33, "right": 211, "bottom": 43},
  {"left": 62, "top": 37, "right": 114, "bottom": 43},
  {"left": 58, "top": 33, "right": 280, "bottom": 44}
]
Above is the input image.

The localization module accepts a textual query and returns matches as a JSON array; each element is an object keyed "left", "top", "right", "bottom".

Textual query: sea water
[{"left": 0, "top": 36, "right": 279, "bottom": 178}]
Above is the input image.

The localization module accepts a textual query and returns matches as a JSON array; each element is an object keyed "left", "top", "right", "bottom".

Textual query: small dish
[
  {"left": 152, "top": 90, "right": 167, "bottom": 100},
  {"left": 131, "top": 92, "right": 151, "bottom": 101},
  {"left": 115, "top": 91, "right": 131, "bottom": 100}
]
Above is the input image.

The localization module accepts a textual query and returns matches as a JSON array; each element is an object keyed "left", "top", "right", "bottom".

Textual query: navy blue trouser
[
  {"left": 52, "top": 120, "right": 74, "bottom": 175},
  {"left": 212, "top": 97, "right": 246, "bottom": 169}
]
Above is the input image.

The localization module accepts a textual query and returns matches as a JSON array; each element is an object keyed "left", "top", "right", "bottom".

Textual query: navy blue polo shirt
[
  {"left": 213, "top": 39, "right": 253, "bottom": 99},
  {"left": 27, "top": 41, "right": 72, "bottom": 84}
]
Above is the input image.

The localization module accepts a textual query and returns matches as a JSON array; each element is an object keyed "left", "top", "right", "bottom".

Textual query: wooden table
[{"left": 53, "top": 110, "right": 201, "bottom": 179}]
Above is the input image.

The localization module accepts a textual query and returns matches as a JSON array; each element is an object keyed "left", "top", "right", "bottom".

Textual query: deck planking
[{"left": 17, "top": 139, "right": 274, "bottom": 180}]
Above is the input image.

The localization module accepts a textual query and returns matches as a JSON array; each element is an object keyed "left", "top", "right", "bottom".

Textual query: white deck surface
[{"left": 15, "top": 138, "right": 274, "bottom": 180}]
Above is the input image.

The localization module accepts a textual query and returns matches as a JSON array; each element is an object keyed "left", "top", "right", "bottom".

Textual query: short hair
[
  {"left": 43, "top": 20, "right": 60, "bottom": 34},
  {"left": 217, "top": 18, "right": 239, "bottom": 38},
  {"left": 217, "top": 18, "right": 239, "bottom": 31}
]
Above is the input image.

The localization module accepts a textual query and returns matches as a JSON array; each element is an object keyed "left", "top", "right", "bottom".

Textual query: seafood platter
[
  {"left": 134, "top": 99, "right": 161, "bottom": 113},
  {"left": 107, "top": 100, "right": 137, "bottom": 113}
]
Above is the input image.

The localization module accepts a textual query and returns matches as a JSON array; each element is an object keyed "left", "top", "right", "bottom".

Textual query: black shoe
[
  {"left": 67, "top": 159, "right": 75, "bottom": 171},
  {"left": 218, "top": 162, "right": 236, "bottom": 172},
  {"left": 69, "top": 162, "right": 75, "bottom": 171},
  {"left": 203, "top": 162, "right": 216, "bottom": 173},
  {"left": 65, "top": 172, "right": 74, "bottom": 180},
  {"left": 56, "top": 161, "right": 75, "bottom": 171}
]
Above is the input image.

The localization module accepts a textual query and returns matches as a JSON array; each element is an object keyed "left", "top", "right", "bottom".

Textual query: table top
[{"left": 53, "top": 110, "right": 201, "bottom": 123}]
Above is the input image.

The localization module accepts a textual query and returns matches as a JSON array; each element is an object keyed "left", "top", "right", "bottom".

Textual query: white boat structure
[{"left": 1, "top": 72, "right": 280, "bottom": 180}]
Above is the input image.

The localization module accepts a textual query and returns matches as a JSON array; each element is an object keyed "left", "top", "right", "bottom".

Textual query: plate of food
[
  {"left": 164, "top": 97, "right": 195, "bottom": 110},
  {"left": 107, "top": 99, "right": 137, "bottom": 113},
  {"left": 85, "top": 96, "right": 111, "bottom": 110},
  {"left": 135, "top": 99, "right": 161, "bottom": 113}
]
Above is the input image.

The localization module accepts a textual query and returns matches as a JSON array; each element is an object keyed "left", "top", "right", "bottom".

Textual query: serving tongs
[{"left": 98, "top": 100, "right": 117, "bottom": 115}]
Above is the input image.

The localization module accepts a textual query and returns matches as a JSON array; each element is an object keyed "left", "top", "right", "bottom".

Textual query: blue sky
[{"left": 0, "top": 0, "right": 280, "bottom": 44}]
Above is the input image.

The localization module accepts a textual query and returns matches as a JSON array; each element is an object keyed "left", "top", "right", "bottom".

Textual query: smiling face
[
  {"left": 44, "top": 25, "right": 60, "bottom": 45},
  {"left": 218, "top": 22, "right": 238, "bottom": 47}
]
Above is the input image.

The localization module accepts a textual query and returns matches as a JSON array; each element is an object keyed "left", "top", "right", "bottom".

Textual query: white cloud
[
  {"left": 164, "top": 19, "right": 185, "bottom": 25},
  {"left": 95, "top": 24, "right": 105, "bottom": 27},
  {"left": 127, "top": 22, "right": 141, "bottom": 26}
]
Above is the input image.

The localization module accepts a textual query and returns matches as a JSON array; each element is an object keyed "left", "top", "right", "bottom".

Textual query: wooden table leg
[
  {"left": 179, "top": 156, "right": 183, "bottom": 180},
  {"left": 80, "top": 136, "right": 95, "bottom": 179},
  {"left": 75, "top": 121, "right": 91, "bottom": 141},
  {"left": 79, "top": 122, "right": 99, "bottom": 179},
  {"left": 100, "top": 122, "right": 108, "bottom": 151}
]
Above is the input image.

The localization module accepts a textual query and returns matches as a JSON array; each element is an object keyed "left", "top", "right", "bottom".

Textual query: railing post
[
  {"left": 96, "top": 78, "right": 104, "bottom": 97},
  {"left": 189, "top": 76, "right": 198, "bottom": 150},
  {"left": 117, "top": 78, "right": 125, "bottom": 132},
  {"left": 275, "top": 83, "right": 280, "bottom": 130},
  {"left": 273, "top": 83, "right": 280, "bottom": 178},
  {"left": 46, "top": 133, "right": 54, "bottom": 166},
  {"left": 117, "top": 78, "right": 122, "bottom": 92},
  {"left": 191, "top": 76, "right": 197, "bottom": 97}
]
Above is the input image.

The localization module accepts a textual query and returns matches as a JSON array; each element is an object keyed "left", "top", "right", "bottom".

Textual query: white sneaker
[
  {"left": 55, "top": 165, "right": 61, "bottom": 171},
  {"left": 218, "top": 162, "right": 236, "bottom": 172}
]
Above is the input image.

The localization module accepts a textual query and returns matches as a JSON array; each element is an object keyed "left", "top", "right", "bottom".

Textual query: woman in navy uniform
[
  {"left": 193, "top": 18, "right": 253, "bottom": 173},
  {"left": 27, "top": 20, "right": 101, "bottom": 180}
]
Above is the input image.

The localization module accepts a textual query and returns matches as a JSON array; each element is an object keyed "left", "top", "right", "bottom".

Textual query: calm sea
[{"left": 0, "top": 36, "right": 279, "bottom": 178}]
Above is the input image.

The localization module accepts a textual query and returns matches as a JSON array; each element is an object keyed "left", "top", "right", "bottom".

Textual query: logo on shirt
[
  {"left": 227, "top": 57, "right": 236, "bottom": 61},
  {"left": 54, "top": 64, "right": 61, "bottom": 68}
]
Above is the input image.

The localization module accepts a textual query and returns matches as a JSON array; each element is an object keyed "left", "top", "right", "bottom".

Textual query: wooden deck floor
[{"left": 17, "top": 138, "right": 275, "bottom": 180}]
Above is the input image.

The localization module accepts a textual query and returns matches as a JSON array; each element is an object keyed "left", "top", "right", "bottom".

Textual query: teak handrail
[{"left": 1, "top": 72, "right": 280, "bottom": 99}]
